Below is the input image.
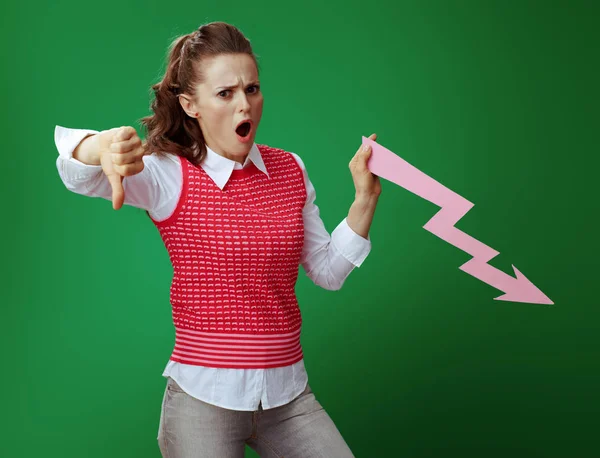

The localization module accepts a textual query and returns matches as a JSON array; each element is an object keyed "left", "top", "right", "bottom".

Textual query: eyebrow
[{"left": 215, "top": 81, "right": 260, "bottom": 91}]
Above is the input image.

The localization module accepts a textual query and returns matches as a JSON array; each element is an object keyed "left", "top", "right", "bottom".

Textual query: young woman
[{"left": 55, "top": 21, "right": 381, "bottom": 458}]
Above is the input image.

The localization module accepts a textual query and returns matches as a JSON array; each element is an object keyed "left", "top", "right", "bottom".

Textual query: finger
[
  {"left": 111, "top": 146, "right": 145, "bottom": 166},
  {"left": 113, "top": 126, "right": 138, "bottom": 142},
  {"left": 107, "top": 174, "right": 125, "bottom": 210},
  {"left": 362, "top": 133, "right": 377, "bottom": 158},
  {"left": 357, "top": 133, "right": 377, "bottom": 155},
  {"left": 350, "top": 144, "right": 370, "bottom": 174},
  {"left": 351, "top": 133, "right": 377, "bottom": 171},
  {"left": 111, "top": 135, "right": 142, "bottom": 155},
  {"left": 361, "top": 142, "right": 372, "bottom": 160},
  {"left": 141, "top": 140, "right": 152, "bottom": 156},
  {"left": 114, "top": 161, "right": 145, "bottom": 177}
]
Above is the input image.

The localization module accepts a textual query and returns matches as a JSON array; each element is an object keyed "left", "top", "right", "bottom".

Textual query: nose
[{"left": 237, "top": 92, "right": 251, "bottom": 113}]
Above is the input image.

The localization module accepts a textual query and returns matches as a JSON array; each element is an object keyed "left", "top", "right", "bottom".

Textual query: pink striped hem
[{"left": 169, "top": 326, "right": 304, "bottom": 369}]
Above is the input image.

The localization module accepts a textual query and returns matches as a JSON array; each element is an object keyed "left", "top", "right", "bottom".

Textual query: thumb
[
  {"left": 141, "top": 139, "right": 152, "bottom": 156},
  {"left": 107, "top": 174, "right": 125, "bottom": 210},
  {"left": 361, "top": 143, "right": 372, "bottom": 160},
  {"left": 362, "top": 133, "right": 377, "bottom": 157},
  {"left": 362, "top": 132, "right": 377, "bottom": 161}
]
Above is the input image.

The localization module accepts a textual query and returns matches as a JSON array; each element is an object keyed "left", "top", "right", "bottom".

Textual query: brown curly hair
[{"left": 139, "top": 22, "right": 259, "bottom": 166}]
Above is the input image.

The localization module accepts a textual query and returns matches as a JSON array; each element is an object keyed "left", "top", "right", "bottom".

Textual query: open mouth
[{"left": 235, "top": 121, "right": 252, "bottom": 138}]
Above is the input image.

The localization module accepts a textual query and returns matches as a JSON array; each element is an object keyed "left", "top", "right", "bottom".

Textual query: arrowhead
[{"left": 494, "top": 265, "right": 554, "bottom": 305}]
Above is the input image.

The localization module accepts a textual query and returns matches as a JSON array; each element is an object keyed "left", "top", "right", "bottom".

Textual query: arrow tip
[{"left": 493, "top": 265, "right": 554, "bottom": 305}]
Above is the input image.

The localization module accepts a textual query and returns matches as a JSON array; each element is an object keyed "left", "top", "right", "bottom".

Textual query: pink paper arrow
[{"left": 363, "top": 136, "right": 553, "bottom": 305}]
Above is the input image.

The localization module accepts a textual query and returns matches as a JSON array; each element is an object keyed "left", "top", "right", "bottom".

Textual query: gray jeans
[{"left": 157, "top": 376, "right": 355, "bottom": 457}]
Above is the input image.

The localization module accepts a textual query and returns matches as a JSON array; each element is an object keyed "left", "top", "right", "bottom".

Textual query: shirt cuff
[
  {"left": 54, "top": 125, "right": 102, "bottom": 170},
  {"left": 331, "top": 217, "right": 372, "bottom": 267}
]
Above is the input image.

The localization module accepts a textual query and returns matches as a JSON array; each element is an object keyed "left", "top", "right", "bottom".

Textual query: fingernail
[{"left": 363, "top": 144, "right": 371, "bottom": 152}]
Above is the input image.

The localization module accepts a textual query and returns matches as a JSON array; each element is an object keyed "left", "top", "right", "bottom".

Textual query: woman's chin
[
  {"left": 227, "top": 140, "right": 254, "bottom": 160},
  {"left": 233, "top": 133, "right": 255, "bottom": 150}
]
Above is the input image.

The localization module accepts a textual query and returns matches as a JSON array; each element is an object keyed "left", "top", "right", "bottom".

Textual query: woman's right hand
[{"left": 97, "top": 126, "right": 148, "bottom": 210}]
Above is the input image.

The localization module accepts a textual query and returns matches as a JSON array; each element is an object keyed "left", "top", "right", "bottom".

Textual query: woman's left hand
[{"left": 349, "top": 133, "right": 382, "bottom": 199}]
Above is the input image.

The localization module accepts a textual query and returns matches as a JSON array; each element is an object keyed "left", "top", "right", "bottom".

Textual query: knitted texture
[{"left": 150, "top": 145, "right": 307, "bottom": 369}]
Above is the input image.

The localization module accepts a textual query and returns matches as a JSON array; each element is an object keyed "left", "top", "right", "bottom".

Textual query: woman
[{"left": 55, "top": 21, "right": 381, "bottom": 458}]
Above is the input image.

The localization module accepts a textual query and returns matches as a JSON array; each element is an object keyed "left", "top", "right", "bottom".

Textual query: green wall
[{"left": 2, "top": 0, "right": 598, "bottom": 456}]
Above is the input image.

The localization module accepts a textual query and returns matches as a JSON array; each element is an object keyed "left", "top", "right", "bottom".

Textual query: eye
[
  {"left": 247, "top": 84, "right": 260, "bottom": 94},
  {"left": 218, "top": 90, "right": 231, "bottom": 98}
]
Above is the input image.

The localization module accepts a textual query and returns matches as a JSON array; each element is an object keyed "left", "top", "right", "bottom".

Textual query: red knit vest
[{"left": 150, "top": 145, "right": 307, "bottom": 369}]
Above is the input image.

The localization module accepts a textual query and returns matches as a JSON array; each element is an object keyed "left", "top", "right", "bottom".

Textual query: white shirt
[{"left": 54, "top": 125, "right": 372, "bottom": 411}]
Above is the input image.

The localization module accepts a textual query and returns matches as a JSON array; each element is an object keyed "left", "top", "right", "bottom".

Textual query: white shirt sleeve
[
  {"left": 54, "top": 125, "right": 182, "bottom": 221},
  {"left": 290, "top": 152, "right": 372, "bottom": 291},
  {"left": 54, "top": 125, "right": 371, "bottom": 287}
]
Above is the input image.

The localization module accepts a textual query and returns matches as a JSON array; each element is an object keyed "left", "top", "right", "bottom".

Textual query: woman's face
[{"left": 182, "top": 53, "right": 263, "bottom": 163}]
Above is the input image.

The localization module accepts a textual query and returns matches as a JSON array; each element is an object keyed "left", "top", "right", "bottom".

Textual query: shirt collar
[{"left": 201, "top": 143, "right": 270, "bottom": 190}]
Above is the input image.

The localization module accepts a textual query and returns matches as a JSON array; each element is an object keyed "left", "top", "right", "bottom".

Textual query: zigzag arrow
[{"left": 363, "top": 136, "right": 553, "bottom": 305}]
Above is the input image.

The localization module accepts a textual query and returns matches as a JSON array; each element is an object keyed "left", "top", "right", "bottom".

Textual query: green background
[{"left": 2, "top": 0, "right": 598, "bottom": 456}]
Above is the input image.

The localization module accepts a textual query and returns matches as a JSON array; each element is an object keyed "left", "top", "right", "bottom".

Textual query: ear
[{"left": 178, "top": 94, "right": 197, "bottom": 118}]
